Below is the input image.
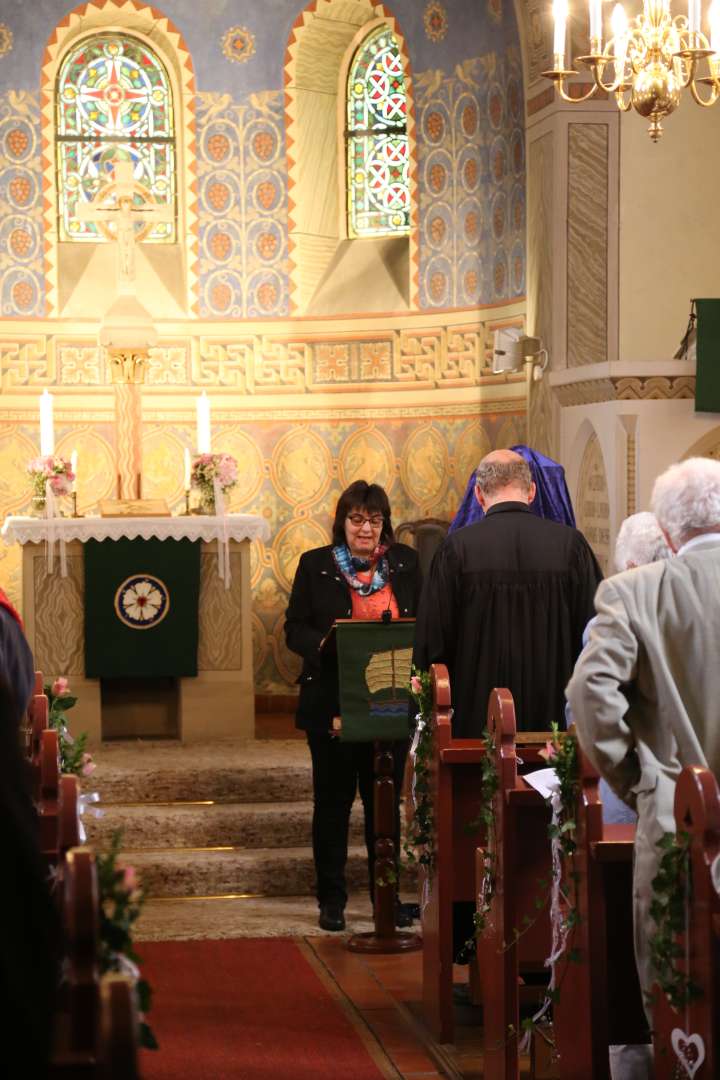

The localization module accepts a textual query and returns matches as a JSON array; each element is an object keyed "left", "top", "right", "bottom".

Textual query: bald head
[{"left": 475, "top": 449, "right": 535, "bottom": 511}]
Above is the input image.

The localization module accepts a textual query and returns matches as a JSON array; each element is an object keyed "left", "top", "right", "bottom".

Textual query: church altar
[{"left": 2, "top": 514, "right": 271, "bottom": 744}]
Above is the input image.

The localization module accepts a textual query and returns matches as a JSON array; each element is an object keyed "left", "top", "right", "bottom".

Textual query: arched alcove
[
  {"left": 40, "top": 0, "right": 198, "bottom": 317},
  {"left": 284, "top": 0, "right": 418, "bottom": 315}
]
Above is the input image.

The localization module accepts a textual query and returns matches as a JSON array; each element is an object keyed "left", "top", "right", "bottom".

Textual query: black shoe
[
  {"left": 319, "top": 904, "right": 346, "bottom": 932},
  {"left": 395, "top": 903, "right": 415, "bottom": 928}
]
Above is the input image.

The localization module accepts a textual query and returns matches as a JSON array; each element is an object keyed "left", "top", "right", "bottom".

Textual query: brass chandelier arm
[{"left": 689, "top": 74, "right": 720, "bottom": 104}]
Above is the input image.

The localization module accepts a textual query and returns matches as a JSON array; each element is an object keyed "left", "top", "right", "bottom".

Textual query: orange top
[{"left": 349, "top": 572, "right": 399, "bottom": 621}]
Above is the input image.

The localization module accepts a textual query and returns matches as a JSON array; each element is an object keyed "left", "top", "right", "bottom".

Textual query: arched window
[
  {"left": 346, "top": 26, "right": 410, "bottom": 239},
  {"left": 56, "top": 33, "right": 176, "bottom": 243}
]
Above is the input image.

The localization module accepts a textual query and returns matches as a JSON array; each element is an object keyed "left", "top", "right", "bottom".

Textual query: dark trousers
[{"left": 306, "top": 733, "right": 409, "bottom": 908}]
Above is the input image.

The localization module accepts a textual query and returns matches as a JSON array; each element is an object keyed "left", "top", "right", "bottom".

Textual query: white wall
[{"left": 618, "top": 102, "right": 720, "bottom": 362}]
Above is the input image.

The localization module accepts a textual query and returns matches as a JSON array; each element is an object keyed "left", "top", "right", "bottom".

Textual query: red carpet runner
[{"left": 138, "top": 938, "right": 387, "bottom": 1080}]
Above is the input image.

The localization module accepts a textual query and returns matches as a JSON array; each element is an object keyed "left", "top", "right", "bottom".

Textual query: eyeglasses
[{"left": 347, "top": 513, "right": 384, "bottom": 528}]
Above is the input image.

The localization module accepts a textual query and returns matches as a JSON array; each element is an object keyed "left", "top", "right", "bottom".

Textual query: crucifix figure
[
  {"left": 76, "top": 158, "right": 173, "bottom": 500},
  {"left": 76, "top": 159, "right": 173, "bottom": 293}
]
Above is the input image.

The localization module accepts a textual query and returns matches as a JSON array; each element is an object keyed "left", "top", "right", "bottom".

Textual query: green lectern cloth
[
  {"left": 335, "top": 619, "right": 415, "bottom": 742},
  {"left": 695, "top": 298, "right": 720, "bottom": 413},
  {"left": 84, "top": 538, "right": 201, "bottom": 678}
]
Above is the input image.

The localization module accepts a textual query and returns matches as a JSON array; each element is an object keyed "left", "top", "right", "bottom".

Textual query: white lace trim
[{"left": 2, "top": 514, "right": 270, "bottom": 546}]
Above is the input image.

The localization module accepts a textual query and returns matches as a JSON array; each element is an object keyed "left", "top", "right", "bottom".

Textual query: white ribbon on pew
[
  {"left": 78, "top": 790, "right": 103, "bottom": 843},
  {"left": 213, "top": 476, "right": 231, "bottom": 589},
  {"left": 409, "top": 712, "right": 432, "bottom": 915},
  {"left": 519, "top": 775, "right": 568, "bottom": 1054}
]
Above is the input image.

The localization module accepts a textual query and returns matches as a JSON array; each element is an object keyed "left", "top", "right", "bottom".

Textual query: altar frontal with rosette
[{"left": 84, "top": 537, "right": 201, "bottom": 677}]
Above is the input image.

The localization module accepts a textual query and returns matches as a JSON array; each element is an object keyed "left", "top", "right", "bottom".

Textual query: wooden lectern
[{"left": 325, "top": 617, "right": 421, "bottom": 954}]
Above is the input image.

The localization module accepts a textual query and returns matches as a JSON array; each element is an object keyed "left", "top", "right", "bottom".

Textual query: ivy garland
[
  {"left": 649, "top": 830, "right": 702, "bottom": 1010},
  {"left": 404, "top": 668, "right": 436, "bottom": 873},
  {"left": 470, "top": 730, "right": 499, "bottom": 936},
  {"left": 97, "top": 830, "right": 158, "bottom": 1050}
]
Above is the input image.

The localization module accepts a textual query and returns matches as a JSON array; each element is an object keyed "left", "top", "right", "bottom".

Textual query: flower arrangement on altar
[
  {"left": 28, "top": 455, "right": 75, "bottom": 507},
  {"left": 191, "top": 452, "right": 238, "bottom": 512}
]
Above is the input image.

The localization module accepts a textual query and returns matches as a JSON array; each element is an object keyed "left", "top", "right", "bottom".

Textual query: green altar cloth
[{"left": 84, "top": 537, "right": 200, "bottom": 678}]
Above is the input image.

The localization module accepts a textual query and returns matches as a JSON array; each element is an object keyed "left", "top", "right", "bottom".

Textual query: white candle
[
  {"left": 688, "top": 0, "right": 701, "bottom": 36},
  {"left": 70, "top": 449, "right": 78, "bottom": 492},
  {"left": 40, "top": 389, "right": 54, "bottom": 456},
  {"left": 589, "top": 0, "right": 603, "bottom": 44},
  {"left": 553, "top": 0, "right": 568, "bottom": 60},
  {"left": 611, "top": 4, "right": 629, "bottom": 74},
  {"left": 711, "top": 0, "right": 720, "bottom": 51},
  {"left": 196, "top": 392, "right": 211, "bottom": 454},
  {"left": 184, "top": 447, "right": 192, "bottom": 490}
]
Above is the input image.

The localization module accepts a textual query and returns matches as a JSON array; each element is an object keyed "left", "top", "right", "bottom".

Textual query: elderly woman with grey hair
[{"left": 566, "top": 511, "right": 672, "bottom": 826}]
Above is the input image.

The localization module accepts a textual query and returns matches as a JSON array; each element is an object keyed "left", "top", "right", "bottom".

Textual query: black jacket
[
  {"left": 285, "top": 543, "right": 420, "bottom": 732},
  {"left": 413, "top": 502, "right": 603, "bottom": 736}
]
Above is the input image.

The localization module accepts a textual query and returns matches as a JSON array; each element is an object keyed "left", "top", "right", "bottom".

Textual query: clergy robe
[{"left": 413, "top": 501, "right": 602, "bottom": 736}]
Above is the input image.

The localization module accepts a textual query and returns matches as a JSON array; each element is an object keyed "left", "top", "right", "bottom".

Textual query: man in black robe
[{"left": 414, "top": 449, "right": 602, "bottom": 736}]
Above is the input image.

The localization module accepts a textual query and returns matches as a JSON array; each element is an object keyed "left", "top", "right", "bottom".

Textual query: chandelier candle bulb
[
  {"left": 710, "top": 0, "right": 720, "bottom": 53},
  {"left": 196, "top": 392, "right": 211, "bottom": 454},
  {"left": 611, "top": 3, "right": 629, "bottom": 73},
  {"left": 689, "top": 0, "right": 701, "bottom": 36},
  {"left": 589, "top": 0, "right": 603, "bottom": 47},
  {"left": 553, "top": 0, "right": 568, "bottom": 61},
  {"left": 39, "top": 389, "right": 55, "bottom": 456}
]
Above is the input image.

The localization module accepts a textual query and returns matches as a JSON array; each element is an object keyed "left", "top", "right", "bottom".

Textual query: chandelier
[{"left": 543, "top": 0, "right": 720, "bottom": 140}]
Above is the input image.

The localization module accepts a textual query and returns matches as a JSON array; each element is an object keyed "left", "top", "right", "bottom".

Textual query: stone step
[
  {"left": 124, "top": 844, "right": 373, "bottom": 899},
  {"left": 93, "top": 739, "right": 312, "bottom": 805},
  {"left": 85, "top": 800, "right": 366, "bottom": 851}
]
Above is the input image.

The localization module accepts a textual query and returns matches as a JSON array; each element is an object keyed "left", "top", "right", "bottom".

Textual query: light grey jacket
[{"left": 566, "top": 538, "right": 720, "bottom": 1008}]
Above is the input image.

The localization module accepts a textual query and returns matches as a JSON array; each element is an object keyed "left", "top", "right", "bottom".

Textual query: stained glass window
[
  {"left": 347, "top": 27, "right": 410, "bottom": 238},
  {"left": 56, "top": 34, "right": 176, "bottom": 242}
]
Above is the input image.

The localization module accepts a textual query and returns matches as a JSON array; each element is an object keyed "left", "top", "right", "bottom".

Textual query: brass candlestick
[
  {"left": 71, "top": 491, "right": 82, "bottom": 518},
  {"left": 180, "top": 489, "right": 191, "bottom": 516}
]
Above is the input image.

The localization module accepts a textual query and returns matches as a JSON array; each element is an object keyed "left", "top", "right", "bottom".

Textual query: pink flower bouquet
[
  {"left": 28, "top": 455, "right": 75, "bottom": 500},
  {"left": 191, "top": 453, "right": 238, "bottom": 496}
]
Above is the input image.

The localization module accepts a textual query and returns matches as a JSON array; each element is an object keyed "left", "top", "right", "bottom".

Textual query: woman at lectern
[{"left": 284, "top": 480, "right": 420, "bottom": 933}]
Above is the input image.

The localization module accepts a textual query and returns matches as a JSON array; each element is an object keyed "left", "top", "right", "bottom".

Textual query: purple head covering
[{"left": 448, "top": 445, "right": 576, "bottom": 533}]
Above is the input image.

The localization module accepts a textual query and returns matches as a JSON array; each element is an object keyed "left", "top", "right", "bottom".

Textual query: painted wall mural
[
  {"left": 0, "top": 0, "right": 527, "bottom": 693},
  {"left": 196, "top": 90, "right": 289, "bottom": 318},
  {"left": 0, "top": 0, "right": 525, "bottom": 318},
  {"left": 0, "top": 91, "right": 45, "bottom": 318},
  {"left": 416, "top": 52, "right": 525, "bottom": 309}
]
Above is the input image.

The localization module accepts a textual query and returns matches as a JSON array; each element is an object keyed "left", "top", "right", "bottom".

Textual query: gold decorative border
[{"left": 554, "top": 375, "right": 695, "bottom": 407}]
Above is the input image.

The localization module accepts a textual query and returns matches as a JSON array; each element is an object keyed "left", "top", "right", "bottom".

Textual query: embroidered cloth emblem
[{"left": 114, "top": 574, "right": 170, "bottom": 630}]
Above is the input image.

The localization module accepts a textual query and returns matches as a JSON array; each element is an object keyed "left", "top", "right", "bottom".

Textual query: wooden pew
[
  {"left": 51, "top": 846, "right": 140, "bottom": 1078},
  {"left": 652, "top": 765, "right": 720, "bottom": 1080},
  {"left": 474, "top": 688, "right": 552, "bottom": 1080},
  {"left": 28, "top": 691, "right": 49, "bottom": 799},
  {"left": 553, "top": 746, "right": 648, "bottom": 1077},
  {"left": 421, "top": 663, "right": 487, "bottom": 1042},
  {"left": 38, "top": 727, "right": 61, "bottom": 859}
]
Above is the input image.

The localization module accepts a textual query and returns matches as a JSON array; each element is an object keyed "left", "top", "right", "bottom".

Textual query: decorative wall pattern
[
  {"left": 567, "top": 124, "right": 608, "bottom": 367},
  {"left": 0, "top": 308, "right": 523, "bottom": 391},
  {"left": 0, "top": 91, "right": 45, "bottom": 317},
  {"left": 576, "top": 431, "right": 610, "bottom": 573},
  {"left": 416, "top": 54, "right": 525, "bottom": 308},
  {"left": 196, "top": 90, "right": 288, "bottom": 318}
]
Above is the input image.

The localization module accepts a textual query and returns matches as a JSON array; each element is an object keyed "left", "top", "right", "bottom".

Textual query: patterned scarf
[{"left": 332, "top": 543, "right": 390, "bottom": 596}]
